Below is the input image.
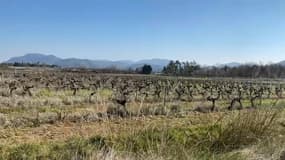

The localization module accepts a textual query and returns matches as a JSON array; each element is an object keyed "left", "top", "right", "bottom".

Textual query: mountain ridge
[
  {"left": 4, "top": 53, "right": 170, "bottom": 72},
  {"left": 4, "top": 53, "right": 285, "bottom": 71}
]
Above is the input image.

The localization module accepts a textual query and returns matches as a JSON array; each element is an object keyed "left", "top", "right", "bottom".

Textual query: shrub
[{"left": 136, "top": 64, "right": 152, "bottom": 74}]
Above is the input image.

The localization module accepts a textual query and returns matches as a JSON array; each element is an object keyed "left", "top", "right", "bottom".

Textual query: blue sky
[{"left": 0, "top": 0, "right": 285, "bottom": 64}]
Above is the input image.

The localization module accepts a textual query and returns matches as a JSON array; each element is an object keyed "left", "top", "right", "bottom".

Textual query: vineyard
[{"left": 0, "top": 67, "right": 285, "bottom": 160}]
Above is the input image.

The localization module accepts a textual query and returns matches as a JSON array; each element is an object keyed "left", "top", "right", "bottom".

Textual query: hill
[{"left": 4, "top": 53, "right": 170, "bottom": 72}]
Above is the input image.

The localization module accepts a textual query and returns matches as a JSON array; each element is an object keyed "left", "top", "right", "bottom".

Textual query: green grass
[
  {"left": 0, "top": 108, "right": 282, "bottom": 160},
  {"left": 0, "top": 136, "right": 107, "bottom": 160}
]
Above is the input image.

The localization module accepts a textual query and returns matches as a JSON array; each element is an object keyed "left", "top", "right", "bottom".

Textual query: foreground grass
[{"left": 0, "top": 109, "right": 283, "bottom": 160}]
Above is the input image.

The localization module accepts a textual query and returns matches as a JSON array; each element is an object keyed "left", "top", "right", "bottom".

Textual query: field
[{"left": 0, "top": 67, "right": 285, "bottom": 160}]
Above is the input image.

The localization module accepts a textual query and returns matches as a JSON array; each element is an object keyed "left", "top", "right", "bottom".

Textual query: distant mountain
[
  {"left": 5, "top": 53, "right": 284, "bottom": 71},
  {"left": 131, "top": 59, "right": 170, "bottom": 72},
  {"left": 279, "top": 60, "right": 285, "bottom": 66},
  {"left": 215, "top": 62, "right": 262, "bottom": 68},
  {"left": 4, "top": 53, "right": 170, "bottom": 72},
  {"left": 216, "top": 62, "right": 242, "bottom": 68},
  {"left": 6, "top": 53, "right": 61, "bottom": 64}
]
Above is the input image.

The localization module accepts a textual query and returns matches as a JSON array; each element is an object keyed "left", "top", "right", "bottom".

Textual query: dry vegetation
[{"left": 0, "top": 67, "right": 285, "bottom": 160}]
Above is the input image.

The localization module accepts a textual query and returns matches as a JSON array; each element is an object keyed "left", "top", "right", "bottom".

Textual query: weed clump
[
  {"left": 114, "top": 109, "right": 279, "bottom": 155},
  {"left": 106, "top": 105, "right": 129, "bottom": 118}
]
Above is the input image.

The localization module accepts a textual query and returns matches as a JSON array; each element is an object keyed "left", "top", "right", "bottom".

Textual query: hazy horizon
[
  {"left": 1, "top": 0, "right": 285, "bottom": 65},
  {"left": 2, "top": 53, "right": 284, "bottom": 66}
]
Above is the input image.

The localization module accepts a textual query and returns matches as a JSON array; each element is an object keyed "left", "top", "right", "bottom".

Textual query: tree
[
  {"left": 162, "top": 60, "right": 200, "bottom": 76},
  {"left": 162, "top": 60, "right": 178, "bottom": 75},
  {"left": 137, "top": 64, "right": 152, "bottom": 74}
]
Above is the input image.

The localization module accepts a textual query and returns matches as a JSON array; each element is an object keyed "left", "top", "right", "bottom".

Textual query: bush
[{"left": 136, "top": 64, "right": 152, "bottom": 74}]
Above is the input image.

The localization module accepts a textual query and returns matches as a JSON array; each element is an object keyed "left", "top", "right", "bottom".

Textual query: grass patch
[
  {"left": 36, "top": 89, "right": 55, "bottom": 97},
  {"left": 97, "top": 88, "right": 113, "bottom": 99},
  {"left": 1, "top": 136, "right": 108, "bottom": 160},
  {"left": 113, "top": 109, "right": 280, "bottom": 157},
  {"left": 0, "top": 109, "right": 281, "bottom": 160}
]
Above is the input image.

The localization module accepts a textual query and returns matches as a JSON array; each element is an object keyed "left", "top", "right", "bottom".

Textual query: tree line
[
  {"left": 4, "top": 61, "right": 285, "bottom": 78},
  {"left": 162, "top": 60, "right": 285, "bottom": 78}
]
